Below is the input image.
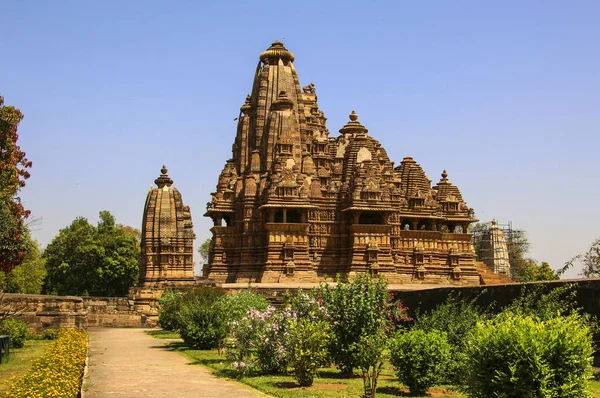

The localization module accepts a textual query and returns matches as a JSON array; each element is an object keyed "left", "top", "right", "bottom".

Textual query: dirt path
[{"left": 84, "top": 328, "right": 264, "bottom": 398}]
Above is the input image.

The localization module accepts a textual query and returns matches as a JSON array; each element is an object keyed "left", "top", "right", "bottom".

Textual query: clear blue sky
[{"left": 3, "top": 1, "right": 599, "bottom": 277}]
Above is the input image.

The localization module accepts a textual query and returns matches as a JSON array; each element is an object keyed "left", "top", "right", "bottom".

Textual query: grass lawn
[
  {"left": 588, "top": 378, "right": 600, "bottom": 398},
  {"left": 0, "top": 339, "right": 52, "bottom": 395},
  {"left": 145, "top": 329, "right": 180, "bottom": 339}
]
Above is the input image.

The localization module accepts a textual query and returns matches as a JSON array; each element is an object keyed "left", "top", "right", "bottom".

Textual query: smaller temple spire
[
  {"left": 154, "top": 165, "right": 174, "bottom": 188},
  {"left": 339, "top": 110, "right": 368, "bottom": 136}
]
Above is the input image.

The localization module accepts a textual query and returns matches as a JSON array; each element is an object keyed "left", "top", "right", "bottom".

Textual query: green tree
[
  {"left": 3, "top": 230, "right": 46, "bottom": 293},
  {"left": 44, "top": 211, "right": 139, "bottom": 296},
  {"left": 582, "top": 238, "right": 600, "bottom": 277},
  {"left": 0, "top": 95, "right": 32, "bottom": 274},
  {"left": 513, "top": 259, "right": 558, "bottom": 282},
  {"left": 118, "top": 224, "right": 141, "bottom": 243},
  {"left": 198, "top": 237, "right": 211, "bottom": 264}
]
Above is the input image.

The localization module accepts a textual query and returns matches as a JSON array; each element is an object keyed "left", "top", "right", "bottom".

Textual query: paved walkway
[{"left": 84, "top": 328, "right": 263, "bottom": 398}]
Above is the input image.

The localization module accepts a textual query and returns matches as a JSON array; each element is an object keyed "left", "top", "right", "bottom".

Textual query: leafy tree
[
  {"left": 44, "top": 211, "right": 139, "bottom": 296},
  {"left": 3, "top": 230, "right": 46, "bottom": 293},
  {"left": 582, "top": 238, "right": 600, "bottom": 277},
  {"left": 0, "top": 96, "right": 32, "bottom": 274},
  {"left": 513, "top": 259, "right": 558, "bottom": 282},
  {"left": 118, "top": 224, "right": 141, "bottom": 243},
  {"left": 198, "top": 237, "right": 211, "bottom": 264},
  {"left": 319, "top": 274, "right": 390, "bottom": 376}
]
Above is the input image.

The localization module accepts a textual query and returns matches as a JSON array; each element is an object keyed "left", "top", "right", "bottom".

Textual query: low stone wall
[
  {"left": 221, "top": 278, "right": 600, "bottom": 321},
  {"left": 2, "top": 293, "right": 155, "bottom": 331},
  {"left": 5, "top": 278, "right": 600, "bottom": 331},
  {"left": 391, "top": 278, "right": 600, "bottom": 319}
]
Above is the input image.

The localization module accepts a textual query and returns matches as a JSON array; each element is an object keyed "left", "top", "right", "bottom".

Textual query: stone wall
[
  {"left": 2, "top": 293, "right": 156, "bottom": 331},
  {"left": 221, "top": 278, "right": 600, "bottom": 321},
  {"left": 5, "top": 278, "right": 600, "bottom": 331},
  {"left": 391, "top": 278, "right": 600, "bottom": 320}
]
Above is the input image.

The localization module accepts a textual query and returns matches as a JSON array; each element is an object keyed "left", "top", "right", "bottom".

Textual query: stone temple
[
  {"left": 204, "top": 41, "right": 480, "bottom": 285},
  {"left": 140, "top": 166, "right": 195, "bottom": 286}
]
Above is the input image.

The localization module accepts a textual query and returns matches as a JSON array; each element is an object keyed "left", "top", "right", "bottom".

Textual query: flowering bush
[
  {"left": 215, "top": 289, "right": 269, "bottom": 330},
  {"left": 287, "top": 318, "right": 330, "bottom": 387},
  {"left": 288, "top": 290, "right": 329, "bottom": 321},
  {"left": 253, "top": 309, "right": 290, "bottom": 375},
  {"left": 226, "top": 307, "right": 273, "bottom": 375},
  {"left": 227, "top": 305, "right": 291, "bottom": 376},
  {"left": 5, "top": 328, "right": 88, "bottom": 398}
]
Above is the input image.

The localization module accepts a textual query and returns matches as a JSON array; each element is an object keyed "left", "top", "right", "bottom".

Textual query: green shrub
[
  {"left": 504, "top": 283, "right": 579, "bottom": 321},
  {"left": 463, "top": 313, "right": 593, "bottom": 398},
  {"left": 176, "top": 287, "right": 227, "bottom": 349},
  {"left": 354, "top": 329, "right": 387, "bottom": 398},
  {"left": 288, "top": 319, "right": 330, "bottom": 387},
  {"left": 42, "top": 328, "right": 61, "bottom": 340},
  {"left": 319, "top": 274, "right": 389, "bottom": 376},
  {"left": 0, "top": 318, "right": 29, "bottom": 348},
  {"left": 412, "top": 294, "right": 487, "bottom": 383},
  {"left": 389, "top": 329, "right": 451, "bottom": 396},
  {"left": 158, "top": 291, "right": 183, "bottom": 331}
]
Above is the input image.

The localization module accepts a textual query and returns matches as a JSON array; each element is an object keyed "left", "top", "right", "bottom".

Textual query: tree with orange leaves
[{"left": 0, "top": 95, "right": 32, "bottom": 274}]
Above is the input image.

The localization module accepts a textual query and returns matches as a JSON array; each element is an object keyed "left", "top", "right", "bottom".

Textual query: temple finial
[
  {"left": 155, "top": 165, "right": 173, "bottom": 188},
  {"left": 339, "top": 110, "right": 368, "bottom": 136},
  {"left": 441, "top": 169, "right": 448, "bottom": 179}
]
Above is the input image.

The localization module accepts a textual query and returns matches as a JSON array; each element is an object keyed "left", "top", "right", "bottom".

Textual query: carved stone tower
[
  {"left": 480, "top": 219, "right": 511, "bottom": 275},
  {"left": 204, "top": 42, "right": 480, "bottom": 285},
  {"left": 140, "top": 166, "right": 195, "bottom": 286}
]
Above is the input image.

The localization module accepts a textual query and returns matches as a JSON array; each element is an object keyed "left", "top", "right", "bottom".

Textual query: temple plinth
[{"left": 204, "top": 42, "right": 479, "bottom": 285}]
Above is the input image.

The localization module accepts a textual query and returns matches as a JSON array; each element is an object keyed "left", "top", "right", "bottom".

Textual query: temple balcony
[{"left": 265, "top": 223, "right": 310, "bottom": 244}]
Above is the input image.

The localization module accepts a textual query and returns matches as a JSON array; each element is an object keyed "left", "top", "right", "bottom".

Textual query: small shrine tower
[
  {"left": 480, "top": 219, "right": 511, "bottom": 275},
  {"left": 140, "top": 166, "right": 195, "bottom": 286}
]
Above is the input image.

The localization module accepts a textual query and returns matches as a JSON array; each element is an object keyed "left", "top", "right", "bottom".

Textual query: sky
[{"left": 2, "top": 1, "right": 599, "bottom": 277}]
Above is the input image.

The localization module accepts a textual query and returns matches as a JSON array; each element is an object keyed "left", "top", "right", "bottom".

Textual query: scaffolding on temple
[{"left": 472, "top": 220, "right": 527, "bottom": 278}]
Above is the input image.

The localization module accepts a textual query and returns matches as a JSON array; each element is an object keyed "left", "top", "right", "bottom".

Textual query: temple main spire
[{"left": 204, "top": 42, "right": 480, "bottom": 285}]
